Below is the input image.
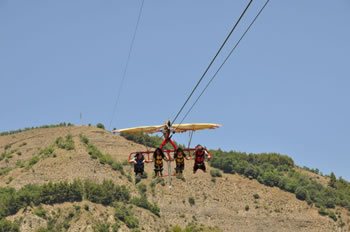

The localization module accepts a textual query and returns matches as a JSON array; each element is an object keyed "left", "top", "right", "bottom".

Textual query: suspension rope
[
  {"left": 177, "top": 0, "right": 270, "bottom": 126},
  {"left": 109, "top": 0, "right": 145, "bottom": 130},
  {"left": 171, "top": 0, "right": 254, "bottom": 125}
]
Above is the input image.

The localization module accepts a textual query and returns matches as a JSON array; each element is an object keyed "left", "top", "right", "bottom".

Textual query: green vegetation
[
  {"left": 55, "top": 134, "right": 75, "bottom": 150},
  {"left": 38, "top": 146, "right": 55, "bottom": 158},
  {"left": 188, "top": 197, "right": 195, "bottom": 206},
  {"left": 0, "top": 180, "right": 130, "bottom": 220},
  {"left": 84, "top": 180, "right": 130, "bottom": 205},
  {"left": 33, "top": 206, "right": 47, "bottom": 219},
  {"left": 253, "top": 193, "right": 260, "bottom": 200},
  {"left": 0, "top": 219, "right": 19, "bottom": 232},
  {"left": 210, "top": 150, "right": 350, "bottom": 216},
  {"left": 116, "top": 132, "right": 350, "bottom": 216},
  {"left": 27, "top": 156, "right": 40, "bottom": 168},
  {"left": 130, "top": 184, "right": 160, "bottom": 216},
  {"left": 80, "top": 134, "right": 125, "bottom": 175},
  {"left": 0, "top": 151, "right": 13, "bottom": 162},
  {"left": 170, "top": 223, "right": 222, "bottom": 232},
  {"left": 22, "top": 145, "right": 56, "bottom": 170},
  {"left": 329, "top": 172, "right": 337, "bottom": 188},
  {"left": 96, "top": 123, "right": 105, "bottom": 129},
  {"left": 93, "top": 222, "right": 111, "bottom": 232},
  {"left": 0, "top": 123, "right": 74, "bottom": 137},
  {"left": 210, "top": 169, "right": 223, "bottom": 178},
  {"left": 0, "top": 167, "right": 12, "bottom": 176},
  {"left": 114, "top": 203, "right": 139, "bottom": 229},
  {"left": 131, "top": 196, "right": 160, "bottom": 216},
  {"left": 93, "top": 222, "right": 120, "bottom": 232}
]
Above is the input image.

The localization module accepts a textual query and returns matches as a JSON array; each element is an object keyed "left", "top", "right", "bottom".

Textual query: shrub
[
  {"left": 0, "top": 180, "right": 130, "bottom": 219},
  {"left": 84, "top": 180, "right": 130, "bottom": 205},
  {"left": 253, "top": 193, "right": 260, "bottom": 200},
  {"left": 27, "top": 156, "right": 40, "bottom": 168},
  {"left": 79, "top": 134, "right": 89, "bottom": 145},
  {"left": 114, "top": 203, "right": 139, "bottom": 229},
  {"left": 209, "top": 149, "right": 350, "bottom": 211},
  {"left": 39, "top": 146, "right": 55, "bottom": 157},
  {"left": 328, "top": 211, "right": 337, "bottom": 221},
  {"left": 170, "top": 223, "right": 222, "bottom": 232},
  {"left": 318, "top": 207, "right": 328, "bottom": 216},
  {"left": 210, "top": 169, "right": 223, "bottom": 177},
  {"left": 137, "top": 183, "right": 147, "bottom": 196},
  {"left": 0, "top": 219, "right": 19, "bottom": 232},
  {"left": 39, "top": 181, "right": 83, "bottom": 204},
  {"left": 259, "top": 170, "right": 281, "bottom": 187},
  {"left": 93, "top": 222, "right": 110, "bottom": 232},
  {"left": 96, "top": 123, "right": 105, "bottom": 130},
  {"left": 188, "top": 197, "right": 195, "bottom": 206},
  {"left": 33, "top": 206, "right": 47, "bottom": 219},
  {"left": 131, "top": 196, "right": 160, "bottom": 216},
  {"left": 0, "top": 167, "right": 12, "bottom": 176},
  {"left": 99, "top": 154, "right": 114, "bottom": 166},
  {"left": 295, "top": 187, "right": 309, "bottom": 201},
  {"left": 111, "top": 162, "right": 124, "bottom": 172},
  {"left": 329, "top": 172, "right": 337, "bottom": 188},
  {"left": 55, "top": 134, "right": 75, "bottom": 150}
]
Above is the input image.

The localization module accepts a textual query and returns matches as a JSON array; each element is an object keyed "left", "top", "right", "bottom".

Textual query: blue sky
[{"left": 1, "top": 0, "right": 349, "bottom": 179}]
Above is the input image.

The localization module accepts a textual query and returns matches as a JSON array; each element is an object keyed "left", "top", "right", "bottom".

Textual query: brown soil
[{"left": 1, "top": 126, "right": 349, "bottom": 232}]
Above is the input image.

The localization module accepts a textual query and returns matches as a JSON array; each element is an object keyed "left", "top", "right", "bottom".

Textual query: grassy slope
[{"left": 0, "top": 126, "right": 349, "bottom": 232}]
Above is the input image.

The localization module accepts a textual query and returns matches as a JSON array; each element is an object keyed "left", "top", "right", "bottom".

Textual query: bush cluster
[
  {"left": 0, "top": 219, "right": 19, "bottom": 232},
  {"left": 210, "top": 169, "right": 223, "bottom": 178},
  {"left": 210, "top": 150, "right": 350, "bottom": 213},
  {"left": 96, "top": 123, "right": 105, "bottom": 130},
  {"left": 0, "top": 167, "right": 12, "bottom": 176},
  {"left": 131, "top": 196, "right": 160, "bottom": 216},
  {"left": 0, "top": 123, "right": 73, "bottom": 137},
  {"left": 84, "top": 180, "right": 130, "bottom": 205},
  {"left": 170, "top": 223, "right": 222, "bottom": 232},
  {"left": 114, "top": 203, "right": 139, "bottom": 229},
  {"left": 80, "top": 134, "right": 125, "bottom": 175},
  {"left": 55, "top": 134, "right": 75, "bottom": 150},
  {"left": 0, "top": 180, "right": 130, "bottom": 220}
]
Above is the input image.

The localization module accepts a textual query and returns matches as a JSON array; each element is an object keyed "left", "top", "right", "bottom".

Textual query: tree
[
  {"left": 329, "top": 172, "right": 337, "bottom": 188},
  {"left": 96, "top": 123, "right": 105, "bottom": 130}
]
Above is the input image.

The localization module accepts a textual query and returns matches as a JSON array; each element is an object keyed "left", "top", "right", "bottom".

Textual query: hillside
[{"left": 0, "top": 125, "right": 349, "bottom": 232}]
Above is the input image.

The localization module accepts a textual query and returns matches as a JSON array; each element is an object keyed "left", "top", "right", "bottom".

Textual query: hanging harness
[
  {"left": 175, "top": 153, "right": 185, "bottom": 166},
  {"left": 195, "top": 152, "right": 205, "bottom": 164}
]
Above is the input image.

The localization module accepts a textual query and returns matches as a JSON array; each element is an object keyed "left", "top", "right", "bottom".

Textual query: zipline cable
[
  {"left": 109, "top": 0, "right": 145, "bottom": 130},
  {"left": 177, "top": 0, "right": 270, "bottom": 126},
  {"left": 171, "top": 0, "right": 254, "bottom": 125}
]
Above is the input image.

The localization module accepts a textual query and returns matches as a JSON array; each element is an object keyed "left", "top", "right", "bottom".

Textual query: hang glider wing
[
  {"left": 113, "top": 125, "right": 164, "bottom": 134},
  {"left": 171, "top": 123, "right": 221, "bottom": 133},
  {"left": 113, "top": 123, "right": 221, "bottom": 134}
]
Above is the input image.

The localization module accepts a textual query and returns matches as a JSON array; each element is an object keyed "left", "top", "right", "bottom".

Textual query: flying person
[
  {"left": 152, "top": 147, "right": 168, "bottom": 177},
  {"left": 193, "top": 144, "right": 211, "bottom": 174},
  {"left": 173, "top": 147, "right": 190, "bottom": 177},
  {"left": 159, "top": 120, "right": 177, "bottom": 150},
  {"left": 130, "top": 152, "right": 146, "bottom": 182}
]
